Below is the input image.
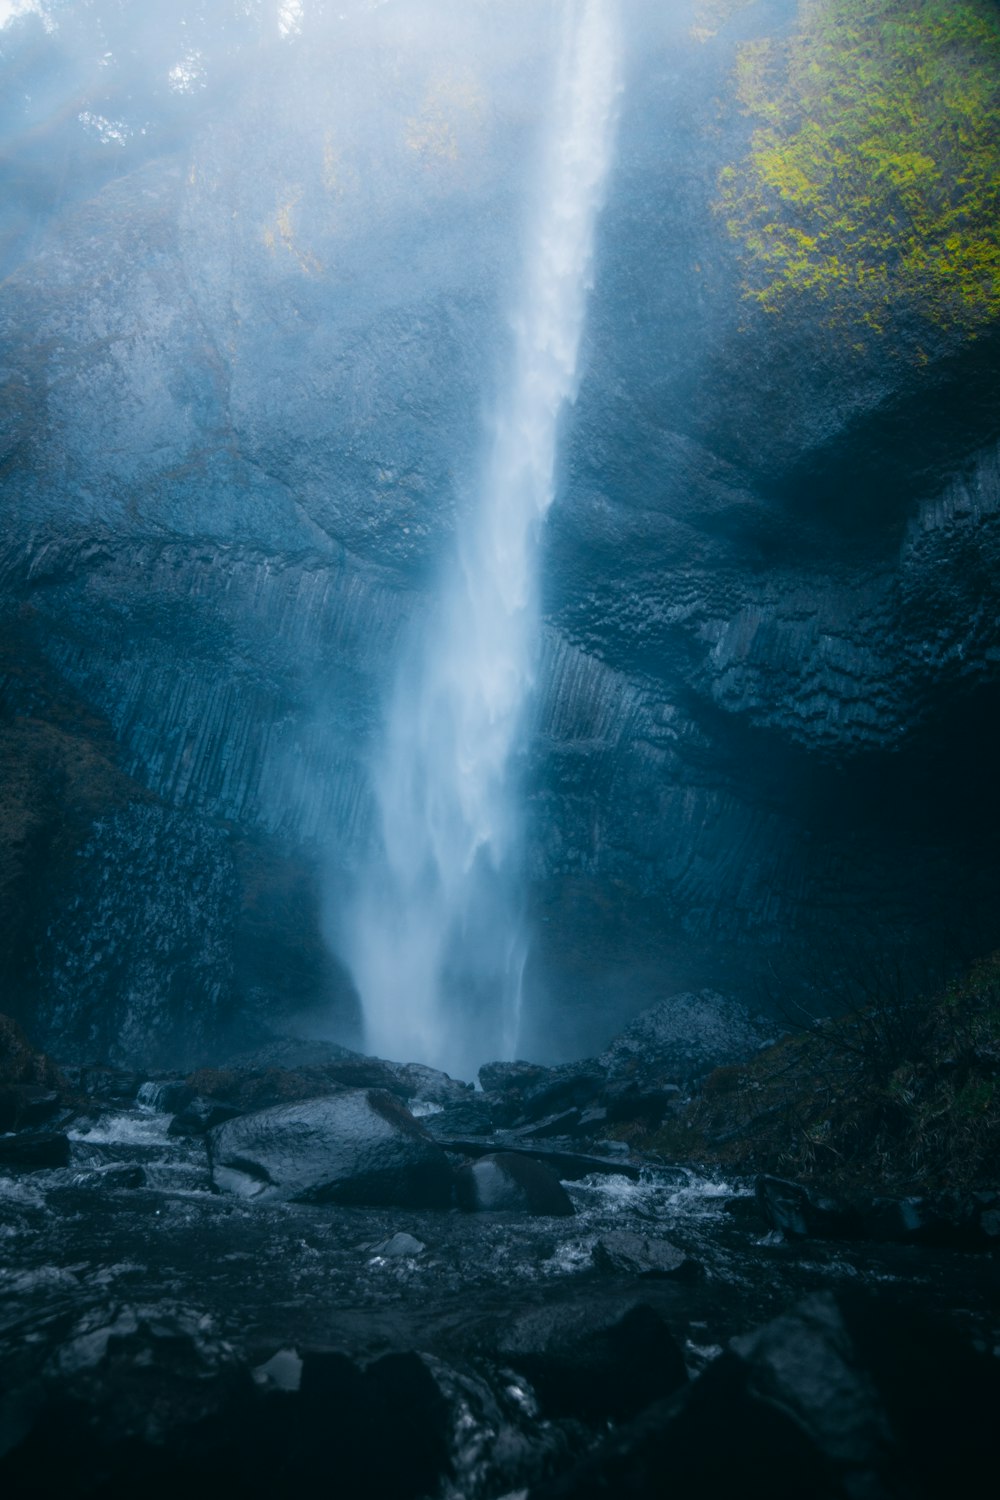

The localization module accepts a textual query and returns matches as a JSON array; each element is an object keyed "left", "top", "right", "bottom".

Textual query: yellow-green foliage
[{"left": 719, "top": 0, "right": 1000, "bottom": 337}]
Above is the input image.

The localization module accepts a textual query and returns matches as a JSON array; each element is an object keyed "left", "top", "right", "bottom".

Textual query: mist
[{"left": 3, "top": 3, "right": 1000, "bottom": 1493}]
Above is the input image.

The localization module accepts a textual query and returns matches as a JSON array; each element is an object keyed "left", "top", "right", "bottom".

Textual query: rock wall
[{"left": 1, "top": 0, "right": 998, "bottom": 1065}]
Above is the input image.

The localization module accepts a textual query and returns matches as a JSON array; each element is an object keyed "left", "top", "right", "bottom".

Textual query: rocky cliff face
[{"left": 2, "top": 0, "right": 998, "bottom": 1067}]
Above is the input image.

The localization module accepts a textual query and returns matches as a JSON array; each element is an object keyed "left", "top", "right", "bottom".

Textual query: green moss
[{"left": 719, "top": 0, "right": 1000, "bottom": 340}]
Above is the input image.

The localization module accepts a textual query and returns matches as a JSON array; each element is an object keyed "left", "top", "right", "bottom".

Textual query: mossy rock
[{"left": 719, "top": 0, "right": 1000, "bottom": 346}]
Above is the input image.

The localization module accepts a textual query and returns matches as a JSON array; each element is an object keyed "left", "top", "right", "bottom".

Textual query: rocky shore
[{"left": 1, "top": 994, "right": 997, "bottom": 1499}]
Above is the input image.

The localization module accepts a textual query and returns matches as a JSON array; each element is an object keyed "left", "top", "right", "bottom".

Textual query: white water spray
[{"left": 346, "top": 0, "right": 621, "bottom": 1079}]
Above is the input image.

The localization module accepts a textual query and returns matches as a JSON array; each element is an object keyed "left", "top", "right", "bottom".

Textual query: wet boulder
[
  {"left": 0, "top": 1019, "right": 65, "bottom": 1133},
  {"left": 592, "top": 1232, "right": 700, "bottom": 1281},
  {"left": 388, "top": 1062, "right": 473, "bottom": 1106},
  {"left": 168, "top": 1095, "right": 244, "bottom": 1136},
  {"left": 455, "top": 1152, "right": 574, "bottom": 1216},
  {"left": 425, "top": 1093, "right": 496, "bottom": 1136},
  {"left": 69, "top": 1162, "right": 147, "bottom": 1191},
  {"left": 208, "top": 1089, "right": 454, "bottom": 1208},
  {"left": 60, "top": 1064, "right": 143, "bottom": 1103},
  {"left": 367, "top": 1232, "right": 426, "bottom": 1258},
  {"left": 755, "top": 1176, "right": 1000, "bottom": 1250},
  {"left": 755, "top": 1175, "right": 863, "bottom": 1240}
]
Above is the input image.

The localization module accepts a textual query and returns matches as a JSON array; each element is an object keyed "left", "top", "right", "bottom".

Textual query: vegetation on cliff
[
  {"left": 719, "top": 0, "right": 1000, "bottom": 343},
  {"left": 648, "top": 952, "right": 1000, "bottom": 1193}
]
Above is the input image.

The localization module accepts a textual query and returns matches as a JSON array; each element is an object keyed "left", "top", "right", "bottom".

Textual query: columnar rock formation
[{"left": 1, "top": 0, "right": 998, "bottom": 1066}]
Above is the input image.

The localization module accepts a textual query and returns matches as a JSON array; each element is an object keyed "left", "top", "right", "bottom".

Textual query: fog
[{"left": 1, "top": 0, "right": 661, "bottom": 1070}]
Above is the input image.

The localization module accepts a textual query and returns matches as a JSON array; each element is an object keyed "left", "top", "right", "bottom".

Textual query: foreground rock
[
  {"left": 498, "top": 1298, "right": 687, "bottom": 1423},
  {"left": 0, "top": 1301, "right": 452, "bottom": 1500},
  {"left": 533, "top": 1290, "right": 1000, "bottom": 1500},
  {"left": 0, "top": 1131, "right": 70, "bottom": 1170},
  {"left": 209, "top": 1089, "right": 454, "bottom": 1208},
  {"left": 1, "top": 1071, "right": 998, "bottom": 1500}
]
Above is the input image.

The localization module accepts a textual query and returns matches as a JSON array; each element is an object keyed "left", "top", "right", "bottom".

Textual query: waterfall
[{"left": 345, "top": 0, "right": 621, "bottom": 1079}]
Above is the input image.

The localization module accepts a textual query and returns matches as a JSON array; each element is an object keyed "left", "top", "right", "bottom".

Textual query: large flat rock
[{"left": 208, "top": 1089, "right": 453, "bottom": 1208}]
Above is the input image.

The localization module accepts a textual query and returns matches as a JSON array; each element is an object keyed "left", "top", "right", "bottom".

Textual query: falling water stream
[{"left": 347, "top": 0, "right": 621, "bottom": 1079}]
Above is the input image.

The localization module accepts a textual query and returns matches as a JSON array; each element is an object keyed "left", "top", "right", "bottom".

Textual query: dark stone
[
  {"left": 180, "top": 1053, "right": 469, "bottom": 1121},
  {"left": 603, "top": 1082, "right": 683, "bottom": 1127},
  {"left": 601, "top": 992, "right": 770, "bottom": 1088},
  {"left": 209, "top": 1089, "right": 454, "bottom": 1208},
  {"left": 454, "top": 1152, "right": 574, "bottom": 1216},
  {"left": 512, "top": 1108, "right": 587, "bottom": 1139},
  {"left": 368, "top": 1232, "right": 426, "bottom": 1257},
  {"left": 863, "top": 1190, "right": 1000, "bottom": 1251},
  {"left": 755, "top": 1179, "right": 1000, "bottom": 1251},
  {"left": 755, "top": 1175, "right": 863, "bottom": 1240},
  {"left": 70, "top": 1162, "right": 147, "bottom": 1191},
  {"left": 0, "top": 1085, "right": 62, "bottom": 1133},
  {"left": 532, "top": 1291, "right": 1000, "bottom": 1500},
  {"left": 294, "top": 1348, "right": 452, "bottom": 1500},
  {"left": 499, "top": 1299, "right": 687, "bottom": 1423},
  {"left": 167, "top": 1095, "right": 244, "bottom": 1136},
  {"left": 437, "top": 1135, "right": 658, "bottom": 1182},
  {"left": 425, "top": 1094, "right": 496, "bottom": 1136},
  {"left": 479, "top": 1060, "right": 553, "bottom": 1099},
  {"left": 723, "top": 1195, "right": 770, "bottom": 1230},
  {"left": 0, "top": 1130, "right": 70, "bottom": 1170},
  {"left": 592, "top": 1233, "right": 700, "bottom": 1281},
  {"left": 388, "top": 1062, "right": 473, "bottom": 1104},
  {"left": 61, "top": 1065, "right": 144, "bottom": 1103},
  {"left": 478, "top": 1060, "right": 610, "bottom": 1129},
  {"left": 0, "top": 1015, "right": 62, "bottom": 1088},
  {"left": 515, "top": 1065, "right": 609, "bottom": 1122},
  {"left": 0, "top": 1297, "right": 455, "bottom": 1500},
  {"left": 0, "top": 1300, "right": 261, "bottom": 1493}
]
